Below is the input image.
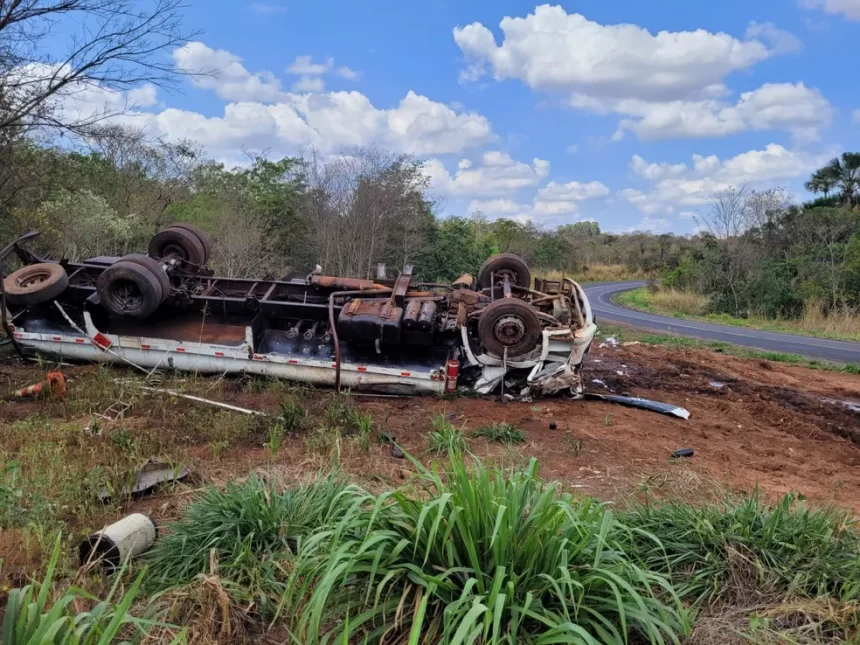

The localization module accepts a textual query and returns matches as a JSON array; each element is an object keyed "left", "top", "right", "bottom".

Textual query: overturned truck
[{"left": 0, "top": 227, "right": 596, "bottom": 396}]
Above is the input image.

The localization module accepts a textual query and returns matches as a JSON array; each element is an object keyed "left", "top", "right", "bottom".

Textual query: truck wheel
[
  {"left": 478, "top": 253, "right": 532, "bottom": 290},
  {"left": 3, "top": 263, "right": 69, "bottom": 305},
  {"left": 148, "top": 226, "right": 207, "bottom": 265},
  {"left": 477, "top": 298, "right": 542, "bottom": 358},
  {"left": 166, "top": 224, "right": 211, "bottom": 265},
  {"left": 97, "top": 261, "right": 164, "bottom": 319},
  {"left": 120, "top": 254, "right": 171, "bottom": 301}
]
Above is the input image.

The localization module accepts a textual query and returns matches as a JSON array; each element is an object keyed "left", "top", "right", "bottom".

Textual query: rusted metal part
[
  {"left": 328, "top": 288, "right": 394, "bottom": 391},
  {"left": 108, "top": 316, "right": 247, "bottom": 345},
  {"left": 391, "top": 266, "right": 412, "bottom": 308},
  {"left": 418, "top": 301, "right": 437, "bottom": 332},
  {"left": 311, "top": 275, "right": 386, "bottom": 291},
  {"left": 403, "top": 299, "right": 422, "bottom": 331},
  {"left": 452, "top": 273, "right": 473, "bottom": 288}
]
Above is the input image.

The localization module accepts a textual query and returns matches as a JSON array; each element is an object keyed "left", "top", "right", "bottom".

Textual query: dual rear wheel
[
  {"left": 98, "top": 224, "right": 211, "bottom": 319},
  {"left": 476, "top": 253, "right": 543, "bottom": 358}
]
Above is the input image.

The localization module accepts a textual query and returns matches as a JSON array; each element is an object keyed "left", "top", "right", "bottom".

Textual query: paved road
[{"left": 583, "top": 281, "right": 860, "bottom": 364}]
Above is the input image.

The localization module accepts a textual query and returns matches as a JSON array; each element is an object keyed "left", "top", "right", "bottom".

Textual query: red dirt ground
[{"left": 1, "top": 340, "right": 859, "bottom": 588}]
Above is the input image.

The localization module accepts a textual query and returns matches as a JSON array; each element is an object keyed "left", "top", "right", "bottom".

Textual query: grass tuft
[
  {"left": 145, "top": 474, "right": 363, "bottom": 617},
  {"left": 428, "top": 414, "right": 467, "bottom": 455},
  {"left": 472, "top": 422, "right": 526, "bottom": 445},
  {"left": 623, "top": 492, "right": 860, "bottom": 607},
  {"left": 281, "top": 456, "right": 690, "bottom": 643}
]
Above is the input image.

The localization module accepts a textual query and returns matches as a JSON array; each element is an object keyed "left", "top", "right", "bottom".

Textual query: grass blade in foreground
[{"left": 285, "top": 456, "right": 689, "bottom": 644}]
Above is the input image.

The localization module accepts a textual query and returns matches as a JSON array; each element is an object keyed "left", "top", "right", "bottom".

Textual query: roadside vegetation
[
  {"left": 0, "top": 359, "right": 858, "bottom": 643},
  {"left": 4, "top": 450, "right": 858, "bottom": 643},
  {"left": 597, "top": 324, "right": 860, "bottom": 374},
  {"left": 616, "top": 286, "right": 860, "bottom": 343}
]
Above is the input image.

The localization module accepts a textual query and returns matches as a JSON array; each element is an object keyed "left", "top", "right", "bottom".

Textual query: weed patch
[
  {"left": 428, "top": 414, "right": 466, "bottom": 455},
  {"left": 472, "top": 421, "right": 526, "bottom": 445}
]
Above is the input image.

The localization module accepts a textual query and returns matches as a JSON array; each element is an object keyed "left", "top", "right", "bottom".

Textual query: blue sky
[{"left": 80, "top": 0, "right": 860, "bottom": 233}]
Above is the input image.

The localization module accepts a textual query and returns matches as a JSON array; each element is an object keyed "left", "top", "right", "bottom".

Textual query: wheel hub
[
  {"left": 492, "top": 269, "right": 517, "bottom": 284},
  {"left": 20, "top": 273, "right": 48, "bottom": 288},
  {"left": 111, "top": 280, "right": 143, "bottom": 312},
  {"left": 493, "top": 315, "right": 526, "bottom": 346}
]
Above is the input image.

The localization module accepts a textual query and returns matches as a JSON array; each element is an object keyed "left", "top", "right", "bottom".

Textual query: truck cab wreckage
[{"left": 1, "top": 227, "right": 597, "bottom": 397}]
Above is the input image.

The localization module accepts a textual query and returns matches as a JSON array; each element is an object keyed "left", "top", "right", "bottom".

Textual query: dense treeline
[
  {"left": 0, "top": 126, "right": 700, "bottom": 283},
  {"left": 2, "top": 127, "right": 859, "bottom": 324}
]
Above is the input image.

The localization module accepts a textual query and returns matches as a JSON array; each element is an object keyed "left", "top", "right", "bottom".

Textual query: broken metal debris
[
  {"left": 390, "top": 444, "right": 405, "bottom": 459},
  {"left": 98, "top": 460, "right": 190, "bottom": 502},
  {"left": 139, "top": 385, "right": 269, "bottom": 416},
  {"left": 79, "top": 513, "right": 157, "bottom": 572},
  {"left": 584, "top": 393, "right": 691, "bottom": 420},
  {"left": 14, "top": 371, "right": 66, "bottom": 398},
  {"left": 673, "top": 448, "right": 695, "bottom": 458}
]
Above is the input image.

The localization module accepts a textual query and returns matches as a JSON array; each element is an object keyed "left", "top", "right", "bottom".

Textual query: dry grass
[
  {"left": 540, "top": 263, "right": 646, "bottom": 283},
  {"left": 796, "top": 301, "right": 860, "bottom": 339},
  {"left": 645, "top": 287, "right": 709, "bottom": 316},
  {"left": 618, "top": 287, "right": 860, "bottom": 342}
]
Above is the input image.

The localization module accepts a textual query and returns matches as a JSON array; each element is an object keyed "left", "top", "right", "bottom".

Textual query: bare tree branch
[{"left": 0, "top": 0, "right": 196, "bottom": 134}]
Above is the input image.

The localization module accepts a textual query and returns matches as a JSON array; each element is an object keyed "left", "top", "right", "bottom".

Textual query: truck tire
[
  {"left": 3, "top": 263, "right": 69, "bottom": 305},
  {"left": 148, "top": 226, "right": 207, "bottom": 266},
  {"left": 166, "top": 223, "right": 211, "bottom": 265},
  {"left": 478, "top": 253, "right": 532, "bottom": 290},
  {"left": 97, "top": 261, "right": 164, "bottom": 319},
  {"left": 477, "top": 297, "right": 542, "bottom": 358},
  {"left": 120, "top": 254, "right": 171, "bottom": 301}
]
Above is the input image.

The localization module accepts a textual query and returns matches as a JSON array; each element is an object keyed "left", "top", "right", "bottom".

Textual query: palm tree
[
  {"left": 804, "top": 168, "right": 836, "bottom": 199},
  {"left": 823, "top": 153, "right": 860, "bottom": 206}
]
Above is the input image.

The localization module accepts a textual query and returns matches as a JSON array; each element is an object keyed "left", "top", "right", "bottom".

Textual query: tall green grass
[
  {"left": 145, "top": 474, "right": 363, "bottom": 616},
  {"left": 2, "top": 535, "right": 181, "bottom": 644},
  {"left": 623, "top": 493, "right": 860, "bottom": 606},
  {"left": 280, "top": 457, "right": 690, "bottom": 644}
]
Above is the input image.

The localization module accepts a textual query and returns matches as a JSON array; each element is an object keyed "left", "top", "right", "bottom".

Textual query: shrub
[{"left": 282, "top": 457, "right": 689, "bottom": 643}]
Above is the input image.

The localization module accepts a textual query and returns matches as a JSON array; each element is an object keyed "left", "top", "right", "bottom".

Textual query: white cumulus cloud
[
  {"left": 621, "top": 144, "right": 831, "bottom": 215},
  {"left": 800, "top": 0, "right": 860, "bottom": 20},
  {"left": 454, "top": 6, "right": 829, "bottom": 141},
  {"left": 425, "top": 151, "right": 549, "bottom": 198},
  {"left": 124, "top": 43, "right": 494, "bottom": 159}
]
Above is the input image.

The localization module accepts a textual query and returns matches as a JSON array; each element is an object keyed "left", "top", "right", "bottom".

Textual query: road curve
[{"left": 582, "top": 281, "right": 860, "bottom": 364}]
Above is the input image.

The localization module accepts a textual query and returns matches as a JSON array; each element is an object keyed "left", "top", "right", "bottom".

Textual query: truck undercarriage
[{"left": 1, "top": 227, "right": 597, "bottom": 397}]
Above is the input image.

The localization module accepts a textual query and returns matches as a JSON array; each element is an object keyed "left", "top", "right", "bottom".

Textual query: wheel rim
[
  {"left": 17, "top": 270, "right": 51, "bottom": 288},
  {"left": 108, "top": 279, "right": 144, "bottom": 313},
  {"left": 493, "top": 314, "right": 528, "bottom": 347}
]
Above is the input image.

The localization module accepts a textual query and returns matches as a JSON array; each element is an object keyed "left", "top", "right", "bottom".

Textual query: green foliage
[
  {"left": 428, "top": 415, "right": 467, "bottom": 455},
  {"left": 2, "top": 535, "right": 173, "bottom": 644},
  {"left": 281, "top": 457, "right": 689, "bottom": 643},
  {"left": 623, "top": 492, "right": 860, "bottom": 605},
  {"left": 472, "top": 422, "right": 526, "bottom": 445},
  {"left": 419, "top": 216, "right": 493, "bottom": 282},
  {"left": 145, "top": 475, "right": 361, "bottom": 615},
  {"left": 279, "top": 397, "right": 307, "bottom": 432}
]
